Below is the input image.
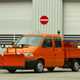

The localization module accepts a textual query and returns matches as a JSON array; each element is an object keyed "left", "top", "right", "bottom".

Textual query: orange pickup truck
[{"left": 0, "top": 34, "right": 80, "bottom": 73}]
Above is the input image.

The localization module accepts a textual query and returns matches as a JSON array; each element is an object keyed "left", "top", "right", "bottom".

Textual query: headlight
[{"left": 24, "top": 52, "right": 33, "bottom": 56}]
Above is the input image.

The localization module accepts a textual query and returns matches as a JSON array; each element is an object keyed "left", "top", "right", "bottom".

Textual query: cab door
[
  {"left": 41, "top": 38, "right": 55, "bottom": 67},
  {"left": 54, "top": 38, "right": 64, "bottom": 67}
]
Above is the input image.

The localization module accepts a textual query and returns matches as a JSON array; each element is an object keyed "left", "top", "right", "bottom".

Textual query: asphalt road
[{"left": 0, "top": 68, "right": 80, "bottom": 80}]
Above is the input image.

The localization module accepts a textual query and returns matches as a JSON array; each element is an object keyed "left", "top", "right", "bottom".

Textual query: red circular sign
[{"left": 40, "top": 16, "right": 48, "bottom": 25}]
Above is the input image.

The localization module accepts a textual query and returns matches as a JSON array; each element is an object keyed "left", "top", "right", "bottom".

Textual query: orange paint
[{"left": 0, "top": 34, "right": 80, "bottom": 69}]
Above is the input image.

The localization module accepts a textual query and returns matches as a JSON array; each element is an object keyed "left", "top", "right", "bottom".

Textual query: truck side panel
[{"left": 65, "top": 48, "right": 80, "bottom": 59}]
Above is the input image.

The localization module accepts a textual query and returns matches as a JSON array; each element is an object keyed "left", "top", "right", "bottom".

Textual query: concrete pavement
[{"left": 0, "top": 68, "right": 79, "bottom": 80}]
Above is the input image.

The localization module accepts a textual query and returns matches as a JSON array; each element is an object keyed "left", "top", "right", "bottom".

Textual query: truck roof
[{"left": 22, "top": 34, "right": 63, "bottom": 38}]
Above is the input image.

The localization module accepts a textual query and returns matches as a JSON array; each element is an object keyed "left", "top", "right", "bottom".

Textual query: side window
[
  {"left": 55, "top": 38, "right": 62, "bottom": 48},
  {"left": 42, "top": 38, "right": 52, "bottom": 48}
]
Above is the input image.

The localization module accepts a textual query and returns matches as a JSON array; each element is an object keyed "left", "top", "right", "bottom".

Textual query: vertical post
[
  {"left": 13, "top": 33, "right": 16, "bottom": 54},
  {"left": 13, "top": 33, "right": 15, "bottom": 43}
]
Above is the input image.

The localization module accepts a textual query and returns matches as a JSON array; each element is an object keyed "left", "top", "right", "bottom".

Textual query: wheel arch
[{"left": 37, "top": 58, "right": 45, "bottom": 65}]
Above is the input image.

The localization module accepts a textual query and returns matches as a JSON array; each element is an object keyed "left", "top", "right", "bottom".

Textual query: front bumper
[{"left": 0, "top": 60, "right": 37, "bottom": 70}]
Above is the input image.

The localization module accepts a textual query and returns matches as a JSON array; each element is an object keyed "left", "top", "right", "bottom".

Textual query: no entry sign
[{"left": 40, "top": 16, "right": 48, "bottom": 25}]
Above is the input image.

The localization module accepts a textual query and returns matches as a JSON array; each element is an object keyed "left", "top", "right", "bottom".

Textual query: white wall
[
  {"left": 0, "top": 0, "right": 32, "bottom": 34},
  {"left": 64, "top": 0, "right": 80, "bottom": 35},
  {"left": 0, "top": 0, "right": 64, "bottom": 34}
]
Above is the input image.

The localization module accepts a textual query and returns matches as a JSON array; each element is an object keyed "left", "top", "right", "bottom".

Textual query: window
[
  {"left": 55, "top": 38, "right": 62, "bottom": 48},
  {"left": 42, "top": 38, "right": 52, "bottom": 48},
  {"left": 17, "top": 36, "right": 43, "bottom": 46}
]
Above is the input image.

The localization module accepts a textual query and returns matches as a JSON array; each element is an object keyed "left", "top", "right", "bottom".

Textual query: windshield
[{"left": 17, "top": 36, "right": 43, "bottom": 46}]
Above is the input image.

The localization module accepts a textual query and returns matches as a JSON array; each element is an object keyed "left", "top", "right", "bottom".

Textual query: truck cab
[{"left": 0, "top": 34, "right": 64, "bottom": 73}]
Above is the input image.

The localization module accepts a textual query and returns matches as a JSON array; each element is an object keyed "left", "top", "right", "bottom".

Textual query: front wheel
[
  {"left": 34, "top": 61, "right": 44, "bottom": 73},
  {"left": 7, "top": 68, "right": 16, "bottom": 73},
  {"left": 71, "top": 61, "right": 79, "bottom": 72}
]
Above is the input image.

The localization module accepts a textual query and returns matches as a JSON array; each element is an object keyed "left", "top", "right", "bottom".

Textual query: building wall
[
  {"left": 0, "top": 0, "right": 33, "bottom": 34},
  {"left": 0, "top": 0, "right": 63, "bottom": 34},
  {"left": 33, "top": 0, "right": 63, "bottom": 34},
  {"left": 64, "top": 0, "right": 80, "bottom": 35}
]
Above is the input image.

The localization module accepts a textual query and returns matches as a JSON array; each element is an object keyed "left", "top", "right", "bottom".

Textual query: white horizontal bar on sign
[{"left": 40, "top": 19, "right": 48, "bottom": 21}]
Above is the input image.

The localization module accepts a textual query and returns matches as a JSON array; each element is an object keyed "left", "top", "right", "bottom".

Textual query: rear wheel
[
  {"left": 34, "top": 61, "right": 44, "bottom": 73},
  {"left": 71, "top": 61, "right": 79, "bottom": 72},
  {"left": 47, "top": 67, "right": 54, "bottom": 72}
]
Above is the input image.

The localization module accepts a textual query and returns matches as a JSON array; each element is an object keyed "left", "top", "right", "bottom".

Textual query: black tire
[
  {"left": 47, "top": 67, "right": 54, "bottom": 72},
  {"left": 34, "top": 61, "right": 44, "bottom": 73},
  {"left": 8, "top": 68, "right": 16, "bottom": 73},
  {"left": 71, "top": 61, "right": 79, "bottom": 72}
]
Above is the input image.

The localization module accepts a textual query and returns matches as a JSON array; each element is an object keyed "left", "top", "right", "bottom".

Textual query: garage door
[
  {"left": 0, "top": 0, "right": 32, "bottom": 34},
  {"left": 64, "top": 0, "right": 80, "bottom": 35}
]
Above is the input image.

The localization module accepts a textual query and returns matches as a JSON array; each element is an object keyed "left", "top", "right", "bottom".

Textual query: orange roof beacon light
[{"left": 57, "top": 30, "right": 60, "bottom": 35}]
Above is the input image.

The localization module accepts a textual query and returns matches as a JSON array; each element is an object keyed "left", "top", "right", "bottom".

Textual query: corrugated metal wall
[{"left": 33, "top": 0, "right": 63, "bottom": 34}]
